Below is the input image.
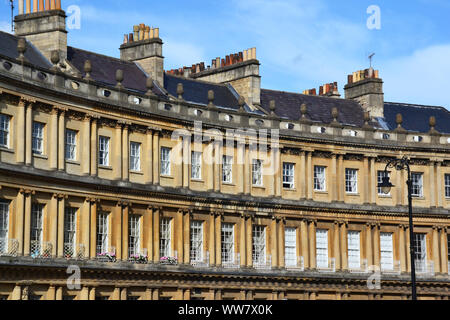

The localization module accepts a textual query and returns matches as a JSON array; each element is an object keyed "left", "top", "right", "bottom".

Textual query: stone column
[
  {"left": 432, "top": 226, "right": 440, "bottom": 274},
  {"left": 246, "top": 215, "right": 252, "bottom": 267},
  {"left": 239, "top": 214, "right": 246, "bottom": 267},
  {"left": 270, "top": 217, "right": 278, "bottom": 268},
  {"left": 300, "top": 219, "right": 309, "bottom": 269},
  {"left": 436, "top": 162, "right": 443, "bottom": 208},
  {"left": 15, "top": 190, "right": 25, "bottom": 255},
  {"left": 244, "top": 144, "right": 251, "bottom": 195},
  {"left": 47, "top": 285, "right": 56, "bottom": 301},
  {"left": 89, "top": 200, "right": 97, "bottom": 258},
  {"left": 340, "top": 222, "right": 348, "bottom": 271},
  {"left": 182, "top": 134, "right": 190, "bottom": 188},
  {"left": 399, "top": 225, "right": 407, "bottom": 273},
  {"left": 308, "top": 220, "right": 316, "bottom": 269},
  {"left": 175, "top": 210, "right": 184, "bottom": 264},
  {"left": 111, "top": 287, "right": 120, "bottom": 300},
  {"left": 120, "top": 288, "right": 127, "bottom": 301},
  {"left": 57, "top": 195, "right": 65, "bottom": 257},
  {"left": 363, "top": 157, "right": 369, "bottom": 204},
  {"left": 80, "top": 286, "right": 89, "bottom": 300},
  {"left": 122, "top": 125, "right": 129, "bottom": 181},
  {"left": 429, "top": 162, "right": 436, "bottom": 207},
  {"left": 209, "top": 212, "right": 215, "bottom": 266},
  {"left": 337, "top": 155, "right": 344, "bottom": 202},
  {"left": 183, "top": 210, "right": 190, "bottom": 265},
  {"left": 215, "top": 213, "right": 222, "bottom": 266},
  {"left": 213, "top": 140, "right": 222, "bottom": 192},
  {"left": 81, "top": 115, "right": 91, "bottom": 175},
  {"left": 114, "top": 123, "right": 123, "bottom": 180},
  {"left": 89, "top": 287, "right": 96, "bottom": 300},
  {"left": 11, "top": 284, "right": 21, "bottom": 300},
  {"left": 81, "top": 199, "right": 90, "bottom": 258},
  {"left": 237, "top": 139, "right": 245, "bottom": 194},
  {"left": 439, "top": 228, "right": 448, "bottom": 274},
  {"left": 153, "top": 132, "right": 160, "bottom": 185},
  {"left": 25, "top": 102, "right": 33, "bottom": 166},
  {"left": 90, "top": 117, "right": 98, "bottom": 176},
  {"left": 152, "top": 288, "right": 160, "bottom": 300},
  {"left": 16, "top": 99, "right": 26, "bottom": 164},
  {"left": 366, "top": 223, "right": 373, "bottom": 267},
  {"left": 122, "top": 203, "right": 129, "bottom": 260},
  {"left": 370, "top": 157, "right": 377, "bottom": 204},
  {"left": 145, "top": 129, "right": 154, "bottom": 184},
  {"left": 299, "top": 151, "right": 306, "bottom": 199},
  {"left": 112, "top": 203, "right": 122, "bottom": 260},
  {"left": 373, "top": 224, "right": 380, "bottom": 268},
  {"left": 153, "top": 207, "right": 160, "bottom": 262},
  {"left": 306, "top": 152, "right": 313, "bottom": 200},
  {"left": 331, "top": 154, "right": 337, "bottom": 202},
  {"left": 55, "top": 287, "right": 62, "bottom": 300},
  {"left": 333, "top": 221, "right": 341, "bottom": 270},
  {"left": 23, "top": 191, "right": 32, "bottom": 256},
  {"left": 273, "top": 146, "right": 281, "bottom": 197},
  {"left": 144, "top": 206, "right": 154, "bottom": 262},
  {"left": 58, "top": 109, "right": 66, "bottom": 171},
  {"left": 278, "top": 219, "right": 285, "bottom": 268}
]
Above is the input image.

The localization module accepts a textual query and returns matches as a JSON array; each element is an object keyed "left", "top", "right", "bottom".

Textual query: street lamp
[{"left": 377, "top": 156, "right": 417, "bottom": 300}]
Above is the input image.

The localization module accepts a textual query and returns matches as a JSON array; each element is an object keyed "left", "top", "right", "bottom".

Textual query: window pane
[
  {"left": 160, "top": 218, "right": 171, "bottom": 258},
  {"left": 314, "top": 166, "right": 326, "bottom": 191},
  {"left": 221, "top": 223, "right": 234, "bottom": 263},
  {"left": 64, "top": 207, "right": 77, "bottom": 255},
  {"left": 411, "top": 173, "right": 423, "bottom": 197},
  {"left": 252, "top": 225, "right": 266, "bottom": 265},
  {"left": 377, "top": 171, "right": 391, "bottom": 195},
  {"left": 222, "top": 156, "right": 233, "bottom": 183},
  {"left": 413, "top": 233, "right": 427, "bottom": 272},
  {"left": 445, "top": 174, "right": 450, "bottom": 198},
  {"left": 98, "top": 136, "right": 110, "bottom": 166},
  {"left": 128, "top": 215, "right": 140, "bottom": 256},
  {"left": 191, "top": 152, "right": 202, "bottom": 180},
  {"left": 190, "top": 221, "right": 203, "bottom": 263},
  {"left": 284, "top": 228, "right": 296, "bottom": 266},
  {"left": 96, "top": 212, "right": 109, "bottom": 255},
  {"left": 345, "top": 169, "right": 358, "bottom": 194},
  {"left": 380, "top": 232, "right": 394, "bottom": 270},
  {"left": 316, "top": 229, "right": 328, "bottom": 269},
  {"left": 347, "top": 231, "right": 360, "bottom": 269},
  {"left": 252, "top": 160, "right": 262, "bottom": 186},
  {"left": 0, "top": 202, "right": 9, "bottom": 254},
  {"left": 0, "top": 115, "right": 10, "bottom": 147},
  {"left": 161, "top": 148, "right": 171, "bottom": 176},
  {"left": 32, "top": 122, "right": 44, "bottom": 154},
  {"left": 130, "top": 142, "right": 141, "bottom": 171},
  {"left": 283, "top": 163, "right": 295, "bottom": 189},
  {"left": 65, "top": 130, "right": 77, "bottom": 160}
]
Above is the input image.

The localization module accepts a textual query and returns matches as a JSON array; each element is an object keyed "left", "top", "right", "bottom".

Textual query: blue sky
[{"left": 1, "top": 0, "right": 449, "bottom": 108}]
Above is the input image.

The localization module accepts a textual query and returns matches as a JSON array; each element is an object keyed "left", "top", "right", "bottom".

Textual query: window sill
[
  {"left": 66, "top": 160, "right": 80, "bottom": 166},
  {"left": 378, "top": 195, "right": 392, "bottom": 199},
  {"left": 98, "top": 165, "right": 113, "bottom": 170},
  {"left": 191, "top": 178, "right": 204, "bottom": 183},
  {"left": 222, "top": 182, "right": 235, "bottom": 186},
  {"left": 130, "top": 170, "right": 144, "bottom": 175},
  {"left": 314, "top": 190, "right": 328, "bottom": 194},
  {"left": 283, "top": 188, "right": 297, "bottom": 191},
  {"left": 346, "top": 193, "right": 360, "bottom": 197},
  {"left": 160, "top": 174, "right": 174, "bottom": 179},
  {"left": 252, "top": 185, "right": 265, "bottom": 190},
  {"left": 0, "top": 147, "right": 14, "bottom": 153},
  {"left": 412, "top": 196, "right": 425, "bottom": 200},
  {"left": 33, "top": 153, "right": 48, "bottom": 160}
]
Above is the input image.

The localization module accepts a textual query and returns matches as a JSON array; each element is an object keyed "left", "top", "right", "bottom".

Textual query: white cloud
[{"left": 382, "top": 44, "right": 450, "bottom": 107}]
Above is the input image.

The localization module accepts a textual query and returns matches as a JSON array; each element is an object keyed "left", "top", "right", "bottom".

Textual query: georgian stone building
[{"left": 0, "top": 1, "right": 449, "bottom": 300}]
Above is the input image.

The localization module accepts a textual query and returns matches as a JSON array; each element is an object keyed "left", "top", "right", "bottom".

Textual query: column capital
[
  {"left": 20, "top": 189, "right": 35, "bottom": 196},
  {"left": 53, "top": 193, "right": 68, "bottom": 200},
  {"left": 117, "top": 200, "right": 131, "bottom": 208},
  {"left": 85, "top": 197, "right": 99, "bottom": 204}
]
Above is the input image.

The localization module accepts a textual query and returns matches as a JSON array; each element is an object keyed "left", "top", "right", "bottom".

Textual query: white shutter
[
  {"left": 316, "top": 229, "right": 328, "bottom": 269},
  {"left": 380, "top": 232, "right": 394, "bottom": 270},
  {"left": 347, "top": 231, "right": 360, "bottom": 269}
]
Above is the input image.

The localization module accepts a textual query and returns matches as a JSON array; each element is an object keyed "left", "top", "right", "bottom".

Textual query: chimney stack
[
  {"left": 344, "top": 67, "right": 384, "bottom": 118},
  {"left": 14, "top": 0, "right": 67, "bottom": 62},
  {"left": 120, "top": 23, "right": 164, "bottom": 87}
]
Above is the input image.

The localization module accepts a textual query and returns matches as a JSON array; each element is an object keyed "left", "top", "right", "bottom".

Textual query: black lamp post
[{"left": 377, "top": 156, "right": 417, "bottom": 300}]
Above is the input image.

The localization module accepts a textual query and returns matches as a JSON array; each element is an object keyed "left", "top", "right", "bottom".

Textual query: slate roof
[
  {"left": 0, "top": 31, "right": 52, "bottom": 69},
  {"left": 260, "top": 89, "right": 380, "bottom": 128},
  {"left": 164, "top": 73, "right": 241, "bottom": 110},
  {"left": 383, "top": 102, "right": 450, "bottom": 134}
]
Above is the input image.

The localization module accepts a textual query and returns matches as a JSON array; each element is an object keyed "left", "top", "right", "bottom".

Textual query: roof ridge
[
  {"left": 261, "top": 88, "right": 353, "bottom": 103},
  {"left": 385, "top": 101, "right": 447, "bottom": 111},
  {"left": 67, "top": 46, "right": 137, "bottom": 66},
  {"left": 165, "top": 73, "right": 228, "bottom": 88}
]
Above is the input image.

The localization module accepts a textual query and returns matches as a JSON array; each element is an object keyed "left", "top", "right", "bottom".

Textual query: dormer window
[
  {"left": 349, "top": 130, "right": 358, "bottom": 137},
  {"left": 413, "top": 136, "right": 423, "bottom": 142},
  {"left": 194, "top": 109, "right": 203, "bottom": 116},
  {"left": 318, "top": 127, "right": 326, "bottom": 134},
  {"left": 382, "top": 133, "right": 390, "bottom": 140},
  {"left": 224, "top": 115, "right": 233, "bottom": 122},
  {"left": 286, "top": 123, "right": 295, "bottom": 130}
]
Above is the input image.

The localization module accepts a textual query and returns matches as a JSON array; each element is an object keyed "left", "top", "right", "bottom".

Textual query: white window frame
[
  {"left": 316, "top": 229, "right": 329, "bottom": 269},
  {"left": 221, "top": 223, "right": 235, "bottom": 264},
  {"left": 380, "top": 232, "right": 394, "bottom": 271},
  {"left": 347, "top": 231, "right": 361, "bottom": 269},
  {"left": 411, "top": 173, "right": 423, "bottom": 197},
  {"left": 98, "top": 136, "right": 110, "bottom": 166},
  {"left": 32, "top": 122, "right": 44, "bottom": 155},
  {"left": 31, "top": 204, "right": 44, "bottom": 254},
  {"left": 130, "top": 142, "right": 141, "bottom": 172},
  {"left": 128, "top": 215, "right": 141, "bottom": 257},
  {"left": 64, "top": 207, "right": 77, "bottom": 255},
  {"left": 444, "top": 174, "right": 450, "bottom": 198},
  {"left": 345, "top": 169, "right": 358, "bottom": 194},
  {"left": 160, "top": 218, "right": 171, "bottom": 258},
  {"left": 160, "top": 147, "right": 171, "bottom": 176},
  {"left": 0, "top": 114, "right": 10, "bottom": 148},
  {"left": 190, "top": 221, "right": 204, "bottom": 263},
  {"left": 282, "top": 163, "right": 295, "bottom": 189},
  {"left": 314, "top": 166, "right": 326, "bottom": 191},
  {"left": 252, "top": 225, "right": 266, "bottom": 265},
  {"left": 252, "top": 159, "right": 263, "bottom": 186},
  {"left": 65, "top": 130, "right": 77, "bottom": 161},
  {"left": 0, "top": 201, "right": 9, "bottom": 254},
  {"left": 96, "top": 212, "right": 109, "bottom": 255},
  {"left": 284, "top": 227, "right": 297, "bottom": 267},
  {"left": 413, "top": 233, "right": 427, "bottom": 273},
  {"left": 222, "top": 156, "right": 233, "bottom": 184},
  {"left": 377, "top": 171, "right": 391, "bottom": 195},
  {"left": 191, "top": 152, "right": 202, "bottom": 180}
]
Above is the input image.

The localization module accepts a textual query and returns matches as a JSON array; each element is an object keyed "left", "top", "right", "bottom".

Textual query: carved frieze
[{"left": 343, "top": 153, "right": 363, "bottom": 161}]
